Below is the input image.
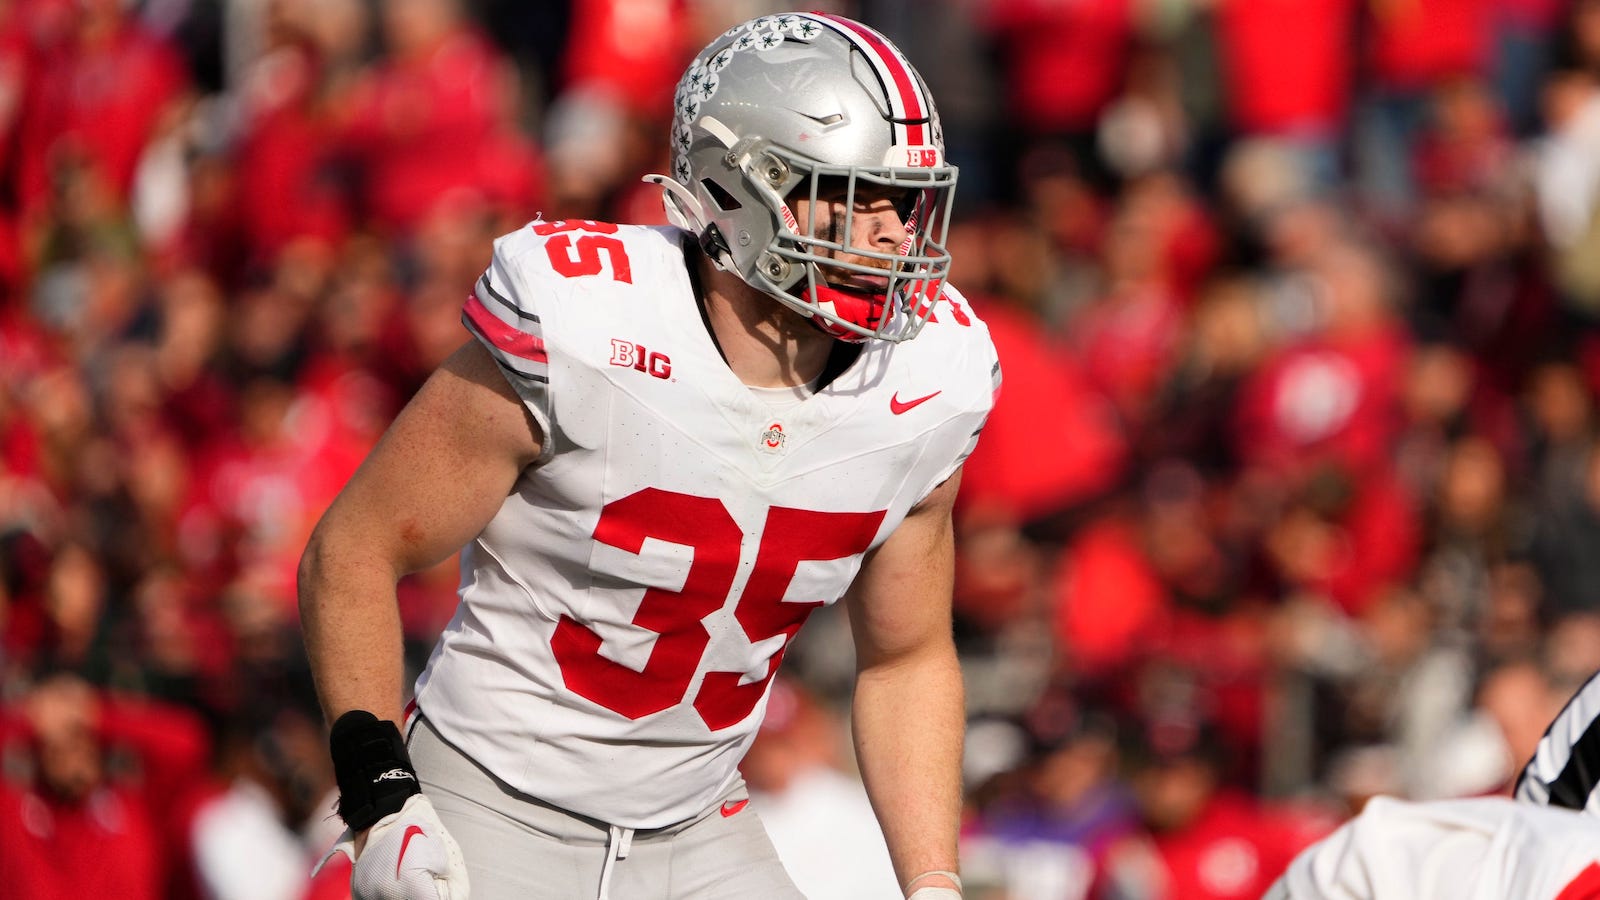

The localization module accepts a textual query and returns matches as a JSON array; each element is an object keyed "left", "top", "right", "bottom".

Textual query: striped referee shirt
[{"left": 1517, "top": 669, "right": 1600, "bottom": 815}]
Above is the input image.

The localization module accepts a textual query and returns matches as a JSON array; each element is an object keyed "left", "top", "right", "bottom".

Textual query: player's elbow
[
  {"left": 297, "top": 511, "right": 410, "bottom": 618},
  {"left": 297, "top": 524, "right": 332, "bottom": 620},
  {"left": 853, "top": 627, "right": 958, "bottom": 677},
  {"left": 297, "top": 514, "right": 369, "bottom": 618}
]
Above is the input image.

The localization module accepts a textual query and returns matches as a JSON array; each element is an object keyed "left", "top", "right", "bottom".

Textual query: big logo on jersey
[
  {"left": 609, "top": 339, "right": 672, "bottom": 379},
  {"left": 550, "top": 488, "right": 884, "bottom": 730}
]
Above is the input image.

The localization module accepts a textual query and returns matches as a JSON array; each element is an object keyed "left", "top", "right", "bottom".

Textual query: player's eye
[
  {"left": 843, "top": 187, "right": 916, "bottom": 220},
  {"left": 808, "top": 176, "right": 851, "bottom": 204},
  {"left": 894, "top": 190, "right": 920, "bottom": 221}
]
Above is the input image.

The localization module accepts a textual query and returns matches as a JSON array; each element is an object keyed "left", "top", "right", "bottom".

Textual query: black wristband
[{"left": 329, "top": 710, "right": 421, "bottom": 831}]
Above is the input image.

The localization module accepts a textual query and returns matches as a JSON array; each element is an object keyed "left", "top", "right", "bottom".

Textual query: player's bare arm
[
  {"left": 299, "top": 338, "right": 543, "bottom": 726},
  {"left": 299, "top": 338, "right": 540, "bottom": 893},
  {"left": 846, "top": 469, "right": 966, "bottom": 898}
]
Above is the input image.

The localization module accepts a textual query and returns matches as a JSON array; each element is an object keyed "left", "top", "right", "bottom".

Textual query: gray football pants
[{"left": 406, "top": 716, "right": 806, "bottom": 900}]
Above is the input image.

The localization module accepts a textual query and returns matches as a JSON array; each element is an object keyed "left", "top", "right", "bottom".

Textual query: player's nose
[{"left": 869, "top": 207, "right": 909, "bottom": 251}]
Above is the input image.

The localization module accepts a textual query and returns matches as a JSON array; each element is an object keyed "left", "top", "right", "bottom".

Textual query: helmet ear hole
[{"left": 701, "top": 179, "right": 743, "bottom": 212}]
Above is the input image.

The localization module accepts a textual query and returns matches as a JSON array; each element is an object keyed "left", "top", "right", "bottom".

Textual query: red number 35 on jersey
[
  {"left": 551, "top": 488, "right": 884, "bottom": 731},
  {"left": 532, "top": 219, "right": 633, "bottom": 283}
]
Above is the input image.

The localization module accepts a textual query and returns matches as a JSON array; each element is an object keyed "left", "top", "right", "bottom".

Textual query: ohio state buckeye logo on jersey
[{"left": 760, "top": 422, "right": 786, "bottom": 453}]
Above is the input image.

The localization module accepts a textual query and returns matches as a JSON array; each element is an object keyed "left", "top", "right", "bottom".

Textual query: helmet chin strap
[{"left": 796, "top": 278, "right": 887, "bottom": 343}]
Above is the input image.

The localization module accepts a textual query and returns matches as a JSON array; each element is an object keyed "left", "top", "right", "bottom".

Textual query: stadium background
[{"left": 3, "top": 0, "right": 1599, "bottom": 897}]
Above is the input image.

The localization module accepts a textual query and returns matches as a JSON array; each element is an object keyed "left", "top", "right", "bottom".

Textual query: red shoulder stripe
[{"left": 464, "top": 293, "right": 548, "bottom": 364}]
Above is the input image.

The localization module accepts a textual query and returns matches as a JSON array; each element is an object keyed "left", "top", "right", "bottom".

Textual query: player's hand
[
  {"left": 317, "top": 794, "right": 470, "bottom": 900},
  {"left": 906, "top": 890, "right": 961, "bottom": 900}
]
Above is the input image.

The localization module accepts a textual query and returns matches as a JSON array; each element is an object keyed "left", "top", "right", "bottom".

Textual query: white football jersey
[
  {"left": 413, "top": 221, "right": 999, "bottom": 829},
  {"left": 1268, "top": 796, "right": 1600, "bottom": 900}
]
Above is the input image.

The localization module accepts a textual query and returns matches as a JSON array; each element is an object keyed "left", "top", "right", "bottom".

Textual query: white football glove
[{"left": 316, "top": 794, "right": 470, "bottom": 900}]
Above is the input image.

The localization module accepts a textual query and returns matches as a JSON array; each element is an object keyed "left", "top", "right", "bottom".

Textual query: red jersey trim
[{"left": 464, "top": 292, "right": 548, "bottom": 364}]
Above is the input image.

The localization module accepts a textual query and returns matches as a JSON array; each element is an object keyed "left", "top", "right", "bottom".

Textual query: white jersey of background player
[
  {"left": 300, "top": 12, "right": 993, "bottom": 900},
  {"left": 1269, "top": 669, "right": 1600, "bottom": 899},
  {"left": 1266, "top": 796, "right": 1600, "bottom": 900}
]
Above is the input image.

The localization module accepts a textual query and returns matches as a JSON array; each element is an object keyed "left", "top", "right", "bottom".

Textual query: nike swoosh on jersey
[
  {"left": 890, "top": 390, "right": 941, "bottom": 415},
  {"left": 720, "top": 799, "right": 749, "bottom": 817},
  {"left": 397, "top": 825, "right": 426, "bottom": 877}
]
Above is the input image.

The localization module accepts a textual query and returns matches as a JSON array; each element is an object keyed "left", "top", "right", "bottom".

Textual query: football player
[
  {"left": 1263, "top": 794, "right": 1600, "bottom": 899},
  {"left": 1266, "top": 669, "right": 1600, "bottom": 899},
  {"left": 299, "top": 12, "right": 997, "bottom": 900}
]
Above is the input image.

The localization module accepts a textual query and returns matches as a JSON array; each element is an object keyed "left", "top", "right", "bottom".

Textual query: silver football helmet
[{"left": 645, "top": 12, "right": 957, "bottom": 342}]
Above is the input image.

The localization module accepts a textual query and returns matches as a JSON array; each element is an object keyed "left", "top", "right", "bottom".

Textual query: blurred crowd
[{"left": 3, "top": 0, "right": 1600, "bottom": 898}]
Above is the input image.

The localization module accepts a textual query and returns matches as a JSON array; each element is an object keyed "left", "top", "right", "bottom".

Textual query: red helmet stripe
[{"left": 813, "top": 14, "right": 929, "bottom": 147}]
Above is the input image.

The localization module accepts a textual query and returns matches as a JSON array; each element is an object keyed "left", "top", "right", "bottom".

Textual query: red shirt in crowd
[
  {"left": 561, "top": 0, "right": 691, "bottom": 118},
  {"left": 181, "top": 378, "right": 375, "bottom": 604},
  {"left": 1213, "top": 0, "right": 1356, "bottom": 136},
  {"left": 0, "top": 697, "right": 211, "bottom": 900},
  {"left": 338, "top": 29, "right": 541, "bottom": 234},
  {"left": 15, "top": 6, "right": 188, "bottom": 216},
  {"left": 1367, "top": 0, "right": 1491, "bottom": 91},
  {"left": 1073, "top": 282, "right": 1185, "bottom": 427},
  {"left": 983, "top": 0, "right": 1134, "bottom": 134},
  {"left": 1145, "top": 791, "right": 1326, "bottom": 900},
  {"left": 956, "top": 300, "right": 1127, "bottom": 525},
  {"left": 1052, "top": 514, "right": 1169, "bottom": 678},
  {"left": 0, "top": 782, "right": 165, "bottom": 900},
  {"left": 1233, "top": 325, "right": 1410, "bottom": 480},
  {"left": 1233, "top": 324, "right": 1422, "bottom": 615},
  {"left": 234, "top": 43, "right": 352, "bottom": 257},
  {"left": 1308, "top": 468, "right": 1422, "bottom": 617}
]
